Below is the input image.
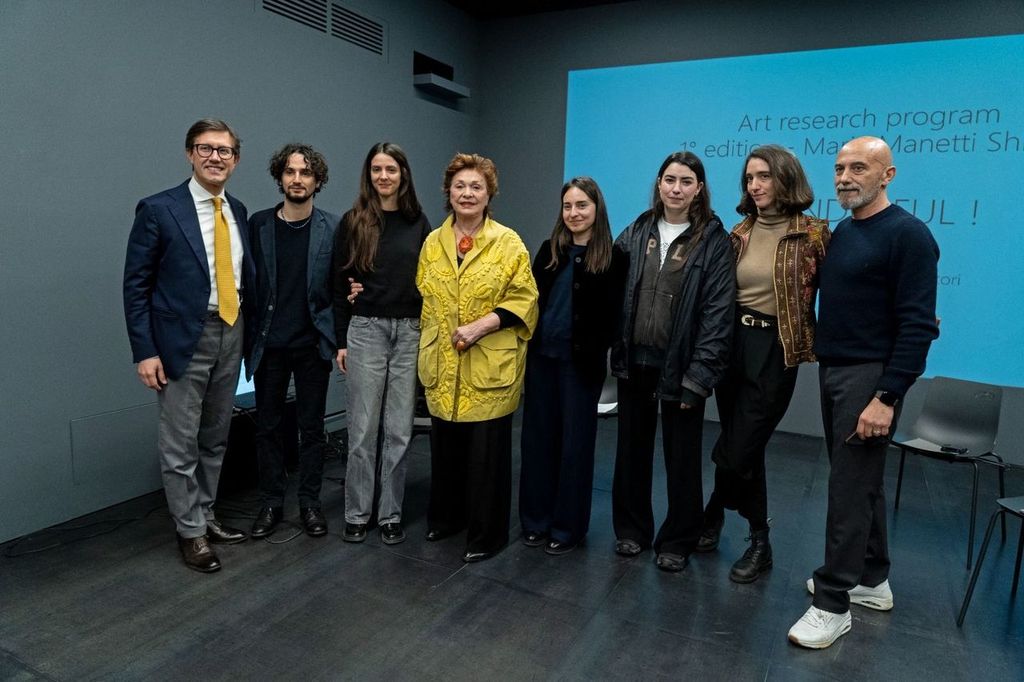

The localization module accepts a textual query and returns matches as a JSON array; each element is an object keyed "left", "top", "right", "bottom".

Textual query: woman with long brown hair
[
  {"left": 518, "top": 177, "right": 626, "bottom": 555},
  {"left": 332, "top": 142, "right": 431, "bottom": 546},
  {"left": 610, "top": 151, "right": 735, "bottom": 572},
  {"left": 697, "top": 144, "right": 830, "bottom": 583}
]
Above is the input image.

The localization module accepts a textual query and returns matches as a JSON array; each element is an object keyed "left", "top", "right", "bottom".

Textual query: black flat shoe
[
  {"left": 205, "top": 520, "right": 247, "bottom": 545},
  {"left": 343, "top": 522, "right": 367, "bottom": 543},
  {"left": 544, "top": 539, "right": 579, "bottom": 556},
  {"left": 696, "top": 517, "right": 724, "bottom": 553},
  {"left": 615, "top": 539, "right": 642, "bottom": 557},
  {"left": 426, "top": 529, "right": 451, "bottom": 542},
  {"left": 462, "top": 550, "right": 495, "bottom": 563},
  {"left": 656, "top": 552, "right": 689, "bottom": 572},
  {"left": 301, "top": 507, "right": 328, "bottom": 537},
  {"left": 522, "top": 530, "right": 547, "bottom": 547},
  {"left": 380, "top": 522, "right": 406, "bottom": 545},
  {"left": 250, "top": 506, "right": 283, "bottom": 539}
]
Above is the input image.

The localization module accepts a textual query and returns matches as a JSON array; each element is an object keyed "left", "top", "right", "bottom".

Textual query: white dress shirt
[{"left": 188, "top": 176, "right": 243, "bottom": 309}]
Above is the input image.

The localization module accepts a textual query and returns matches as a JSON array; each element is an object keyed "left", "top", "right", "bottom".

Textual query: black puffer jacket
[
  {"left": 531, "top": 240, "right": 628, "bottom": 386},
  {"left": 610, "top": 209, "right": 736, "bottom": 402}
]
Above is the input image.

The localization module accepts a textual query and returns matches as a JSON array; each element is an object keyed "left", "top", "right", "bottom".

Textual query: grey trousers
[
  {"left": 344, "top": 316, "right": 419, "bottom": 525},
  {"left": 157, "top": 315, "right": 243, "bottom": 538}
]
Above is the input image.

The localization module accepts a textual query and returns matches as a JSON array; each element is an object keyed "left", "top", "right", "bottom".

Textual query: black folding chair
[
  {"left": 892, "top": 376, "right": 1004, "bottom": 569},
  {"left": 957, "top": 495, "right": 1024, "bottom": 627}
]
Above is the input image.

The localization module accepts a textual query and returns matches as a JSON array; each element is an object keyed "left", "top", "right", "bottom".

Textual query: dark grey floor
[{"left": 2, "top": 415, "right": 1023, "bottom": 681}]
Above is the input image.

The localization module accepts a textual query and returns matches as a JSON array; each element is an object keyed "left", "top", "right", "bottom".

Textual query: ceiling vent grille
[
  {"left": 331, "top": 4, "right": 385, "bottom": 56},
  {"left": 263, "top": 0, "right": 327, "bottom": 33}
]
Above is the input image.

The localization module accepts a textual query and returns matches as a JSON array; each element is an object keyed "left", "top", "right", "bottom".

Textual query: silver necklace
[{"left": 278, "top": 208, "right": 312, "bottom": 229}]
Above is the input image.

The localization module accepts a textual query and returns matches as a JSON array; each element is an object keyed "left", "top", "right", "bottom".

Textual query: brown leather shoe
[
  {"left": 205, "top": 519, "right": 247, "bottom": 544},
  {"left": 177, "top": 535, "right": 222, "bottom": 573}
]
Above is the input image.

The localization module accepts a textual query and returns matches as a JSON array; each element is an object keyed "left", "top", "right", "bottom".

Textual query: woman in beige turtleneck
[{"left": 696, "top": 145, "right": 831, "bottom": 583}]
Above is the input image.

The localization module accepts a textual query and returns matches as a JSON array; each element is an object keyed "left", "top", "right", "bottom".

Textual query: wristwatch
[{"left": 874, "top": 390, "right": 900, "bottom": 407}]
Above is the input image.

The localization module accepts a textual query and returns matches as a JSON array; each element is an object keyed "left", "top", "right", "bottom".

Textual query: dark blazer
[
  {"left": 531, "top": 240, "right": 628, "bottom": 386},
  {"left": 123, "top": 180, "right": 252, "bottom": 381},
  {"left": 244, "top": 205, "right": 340, "bottom": 379}
]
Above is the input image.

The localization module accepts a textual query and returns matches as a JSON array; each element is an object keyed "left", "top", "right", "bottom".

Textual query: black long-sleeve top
[
  {"left": 814, "top": 203, "right": 940, "bottom": 396},
  {"left": 332, "top": 209, "right": 431, "bottom": 349}
]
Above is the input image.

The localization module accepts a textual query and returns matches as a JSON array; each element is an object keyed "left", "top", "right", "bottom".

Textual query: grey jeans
[
  {"left": 157, "top": 315, "right": 243, "bottom": 538},
  {"left": 344, "top": 316, "right": 420, "bottom": 525}
]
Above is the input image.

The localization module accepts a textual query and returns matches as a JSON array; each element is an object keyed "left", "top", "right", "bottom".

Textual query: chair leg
[
  {"left": 958, "top": 508, "right": 1005, "bottom": 627},
  {"left": 1012, "top": 520, "right": 1024, "bottom": 599},
  {"left": 895, "top": 448, "right": 907, "bottom": 510},
  {"left": 999, "top": 466, "right": 1007, "bottom": 542},
  {"left": 967, "top": 462, "right": 979, "bottom": 571}
]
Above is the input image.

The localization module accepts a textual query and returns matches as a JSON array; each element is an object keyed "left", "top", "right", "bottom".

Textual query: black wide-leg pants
[
  {"left": 428, "top": 414, "right": 513, "bottom": 554},
  {"left": 612, "top": 365, "right": 705, "bottom": 556}
]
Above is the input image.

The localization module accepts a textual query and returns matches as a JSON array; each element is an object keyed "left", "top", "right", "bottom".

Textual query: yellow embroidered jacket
[
  {"left": 417, "top": 216, "right": 539, "bottom": 422},
  {"left": 730, "top": 213, "right": 831, "bottom": 367}
]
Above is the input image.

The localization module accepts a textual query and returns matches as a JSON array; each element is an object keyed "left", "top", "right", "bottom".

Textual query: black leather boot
[{"left": 729, "top": 528, "right": 772, "bottom": 583}]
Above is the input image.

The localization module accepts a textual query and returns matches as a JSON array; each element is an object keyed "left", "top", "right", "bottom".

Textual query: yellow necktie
[{"left": 212, "top": 196, "right": 239, "bottom": 325}]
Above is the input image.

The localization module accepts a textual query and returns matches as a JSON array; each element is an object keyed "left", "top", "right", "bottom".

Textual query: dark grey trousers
[{"left": 813, "top": 362, "right": 898, "bottom": 613}]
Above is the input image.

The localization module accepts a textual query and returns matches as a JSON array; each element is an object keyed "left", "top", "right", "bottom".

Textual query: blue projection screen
[{"left": 565, "top": 34, "right": 1024, "bottom": 387}]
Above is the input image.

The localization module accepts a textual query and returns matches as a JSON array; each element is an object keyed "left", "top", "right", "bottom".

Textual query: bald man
[{"left": 788, "top": 137, "right": 939, "bottom": 648}]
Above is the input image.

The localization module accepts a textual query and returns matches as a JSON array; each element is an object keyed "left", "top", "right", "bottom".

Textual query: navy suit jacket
[
  {"left": 123, "top": 180, "right": 253, "bottom": 381},
  {"left": 244, "top": 205, "right": 340, "bottom": 380}
]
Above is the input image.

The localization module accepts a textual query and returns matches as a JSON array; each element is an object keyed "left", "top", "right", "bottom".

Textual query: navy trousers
[{"left": 519, "top": 352, "right": 603, "bottom": 544}]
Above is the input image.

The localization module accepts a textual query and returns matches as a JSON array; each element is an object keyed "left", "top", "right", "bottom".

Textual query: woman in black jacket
[
  {"left": 518, "top": 177, "right": 626, "bottom": 555},
  {"left": 610, "top": 151, "right": 736, "bottom": 571}
]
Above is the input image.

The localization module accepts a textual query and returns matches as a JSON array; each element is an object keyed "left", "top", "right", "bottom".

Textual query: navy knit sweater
[{"left": 813, "top": 204, "right": 940, "bottom": 396}]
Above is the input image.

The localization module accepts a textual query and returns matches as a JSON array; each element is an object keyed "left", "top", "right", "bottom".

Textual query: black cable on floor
[{"left": 2, "top": 504, "right": 167, "bottom": 558}]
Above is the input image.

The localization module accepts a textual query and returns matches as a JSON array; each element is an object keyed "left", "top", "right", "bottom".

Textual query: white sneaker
[
  {"left": 805, "top": 578, "right": 894, "bottom": 611},
  {"left": 788, "top": 606, "right": 852, "bottom": 649}
]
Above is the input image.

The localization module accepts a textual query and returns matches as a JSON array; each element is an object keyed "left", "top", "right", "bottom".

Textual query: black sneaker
[
  {"left": 343, "top": 522, "right": 368, "bottom": 543},
  {"left": 380, "top": 522, "right": 406, "bottom": 545}
]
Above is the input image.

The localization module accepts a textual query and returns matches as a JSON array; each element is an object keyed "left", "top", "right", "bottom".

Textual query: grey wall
[
  {"left": 472, "top": 0, "right": 1024, "bottom": 439},
  {"left": 0, "top": 0, "right": 480, "bottom": 543},
  {"left": 2, "top": 0, "right": 1023, "bottom": 543}
]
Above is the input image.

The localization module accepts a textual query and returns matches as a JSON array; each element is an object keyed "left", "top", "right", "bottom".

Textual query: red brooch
[{"left": 458, "top": 235, "right": 474, "bottom": 255}]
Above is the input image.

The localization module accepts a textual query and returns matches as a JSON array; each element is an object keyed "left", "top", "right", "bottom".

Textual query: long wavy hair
[
  {"left": 736, "top": 144, "right": 814, "bottom": 216},
  {"left": 344, "top": 142, "right": 422, "bottom": 272},
  {"left": 651, "top": 151, "right": 714, "bottom": 231},
  {"left": 547, "top": 177, "right": 613, "bottom": 274}
]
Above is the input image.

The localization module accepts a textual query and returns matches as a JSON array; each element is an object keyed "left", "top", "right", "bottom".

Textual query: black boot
[{"left": 729, "top": 528, "right": 772, "bottom": 583}]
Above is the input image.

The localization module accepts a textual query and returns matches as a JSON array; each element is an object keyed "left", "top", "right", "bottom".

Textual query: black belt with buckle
[{"left": 739, "top": 311, "right": 775, "bottom": 329}]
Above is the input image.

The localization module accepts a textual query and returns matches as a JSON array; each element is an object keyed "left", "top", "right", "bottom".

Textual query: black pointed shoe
[
  {"left": 522, "top": 530, "right": 548, "bottom": 547},
  {"left": 250, "top": 506, "right": 283, "bottom": 539},
  {"left": 205, "top": 520, "right": 247, "bottom": 544},
  {"left": 544, "top": 539, "right": 579, "bottom": 556},
  {"left": 301, "top": 507, "right": 328, "bottom": 537}
]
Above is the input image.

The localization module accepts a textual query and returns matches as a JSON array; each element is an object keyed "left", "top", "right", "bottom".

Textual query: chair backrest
[{"left": 910, "top": 376, "right": 1002, "bottom": 455}]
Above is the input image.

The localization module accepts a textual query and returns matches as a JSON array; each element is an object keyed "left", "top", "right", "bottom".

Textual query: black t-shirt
[{"left": 266, "top": 216, "right": 318, "bottom": 349}]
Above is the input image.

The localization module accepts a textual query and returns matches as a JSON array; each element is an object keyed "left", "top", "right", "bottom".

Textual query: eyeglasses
[{"left": 191, "top": 144, "right": 237, "bottom": 160}]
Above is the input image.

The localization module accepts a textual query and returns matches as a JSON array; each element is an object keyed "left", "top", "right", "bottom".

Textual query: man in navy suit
[
  {"left": 124, "top": 118, "right": 254, "bottom": 573},
  {"left": 245, "top": 143, "right": 339, "bottom": 539}
]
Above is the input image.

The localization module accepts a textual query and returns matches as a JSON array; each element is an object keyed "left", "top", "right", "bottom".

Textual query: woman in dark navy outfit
[{"left": 518, "top": 177, "right": 626, "bottom": 555}]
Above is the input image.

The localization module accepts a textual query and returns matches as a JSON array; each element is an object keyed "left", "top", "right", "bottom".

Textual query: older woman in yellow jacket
[{"left": 418, "top": 153, "right": 538, "bottom": 563}]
